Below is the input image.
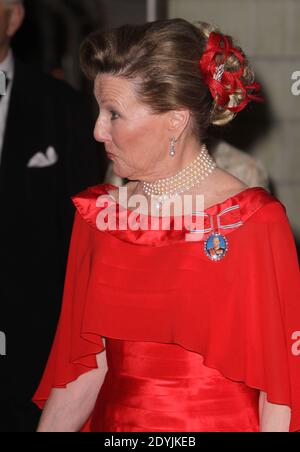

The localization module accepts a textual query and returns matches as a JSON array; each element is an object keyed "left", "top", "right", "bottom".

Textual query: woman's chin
[
  {"left": 111, "top": 164, "right": 127, "bottom": 179},
  {"left": 109, "top": 160, "right": 135, "bottom": 180}
]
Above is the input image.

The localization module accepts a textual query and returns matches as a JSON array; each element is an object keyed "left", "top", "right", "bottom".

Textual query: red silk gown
[
  {"left": 33, "top": 184, "right": 300, "bottom": 432},
  {"left": 89, "top": 338, "right": 259, "bottom": 432}
]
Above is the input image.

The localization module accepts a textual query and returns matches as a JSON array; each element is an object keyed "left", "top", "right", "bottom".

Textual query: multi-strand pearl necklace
[{"left": 141, "top": 144, "right": 217, "bottom": 210}]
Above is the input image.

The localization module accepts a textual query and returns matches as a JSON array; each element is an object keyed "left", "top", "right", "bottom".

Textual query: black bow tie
[{"left": 0, "top": 72, "right": 10, "bottom": 102}]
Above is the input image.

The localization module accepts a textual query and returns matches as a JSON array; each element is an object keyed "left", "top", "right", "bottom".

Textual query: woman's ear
[
  {"left": 6, "top": 4, "right": 25, "bottom": 39},
  {"left": 167, "top": 109, "right": 190, "bottom": 136}
]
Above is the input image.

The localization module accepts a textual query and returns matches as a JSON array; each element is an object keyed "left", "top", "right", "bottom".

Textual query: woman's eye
[{"left": 110, "top": 111, "right": 119, "bottom": 121}]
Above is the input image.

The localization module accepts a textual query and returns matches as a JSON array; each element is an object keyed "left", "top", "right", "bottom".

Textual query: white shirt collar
[
  {"left": 0, "top": 49, "right": 14, "bottom": 161},
  {"left": 0, "top": 49, "right": 14, "bottom": 82}
]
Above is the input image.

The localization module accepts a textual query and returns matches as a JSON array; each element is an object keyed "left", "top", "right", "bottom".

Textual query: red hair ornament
[{"left": 199, "top": 32, "right": 264, "bottom": 112}]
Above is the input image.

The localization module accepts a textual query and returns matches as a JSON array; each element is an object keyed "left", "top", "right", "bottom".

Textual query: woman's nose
[{"left": 93, "top": 117, "right": 111, "bottom": 143}]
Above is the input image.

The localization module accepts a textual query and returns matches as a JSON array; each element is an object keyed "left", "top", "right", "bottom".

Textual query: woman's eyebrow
[{"left": 100, "top": 99, "right": 116, "bottom": 105}]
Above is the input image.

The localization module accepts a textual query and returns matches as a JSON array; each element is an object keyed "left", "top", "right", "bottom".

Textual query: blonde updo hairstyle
[{"left": 80, "top": 18, "right": 256, "bottom": 142}]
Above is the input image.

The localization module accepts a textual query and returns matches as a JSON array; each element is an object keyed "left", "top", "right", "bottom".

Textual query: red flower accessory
[{"left": 199, "top": 32, "right": 264, "bottom": 112}]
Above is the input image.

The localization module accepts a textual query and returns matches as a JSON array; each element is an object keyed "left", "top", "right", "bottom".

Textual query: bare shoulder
[
  {"left": 200, "top": 168, "right": 249, "bottom": 209},
  {"left": 216, "top": 169, "right": 249, "bottom": 196}
]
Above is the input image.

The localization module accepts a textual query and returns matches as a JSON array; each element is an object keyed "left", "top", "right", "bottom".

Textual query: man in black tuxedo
[{"left": 0, "top": 0, "right": 105, "bottom": 431}]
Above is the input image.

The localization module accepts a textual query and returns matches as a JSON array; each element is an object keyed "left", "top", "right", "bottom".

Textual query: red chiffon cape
[{"left": 33, "top": 183, "right": 300, "bottom": 432}]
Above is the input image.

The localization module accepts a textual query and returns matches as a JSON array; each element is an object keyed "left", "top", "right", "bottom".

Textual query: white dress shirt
[{"left": 0, "top": 49, "right": 14, "bottom": 164}]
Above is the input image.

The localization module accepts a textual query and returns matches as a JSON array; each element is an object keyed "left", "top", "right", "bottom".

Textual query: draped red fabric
[
  {"left": 89, "top": 338, "right": 260, "bottom": 432},
  {"left": 32, "top": 183, "right": 300, "bottom": 432}
]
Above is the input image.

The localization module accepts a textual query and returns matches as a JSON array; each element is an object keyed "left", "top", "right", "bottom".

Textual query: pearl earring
[{"left": 169, "top": 137, "right": 176, "bottom": 157}]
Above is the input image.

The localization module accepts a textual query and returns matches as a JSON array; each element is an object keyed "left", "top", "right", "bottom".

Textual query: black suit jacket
[{"left": 0, "top": 58, "right": 106, "bottom": 404}]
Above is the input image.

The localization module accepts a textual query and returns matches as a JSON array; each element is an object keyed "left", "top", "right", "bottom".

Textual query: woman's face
[{"left": 93, "top": 74, "right": 172, "bottom": 181}]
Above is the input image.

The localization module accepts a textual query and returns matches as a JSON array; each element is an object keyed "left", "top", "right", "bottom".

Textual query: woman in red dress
[{"left": 33, "top": 19, "right": 300, "bottom": 432}]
